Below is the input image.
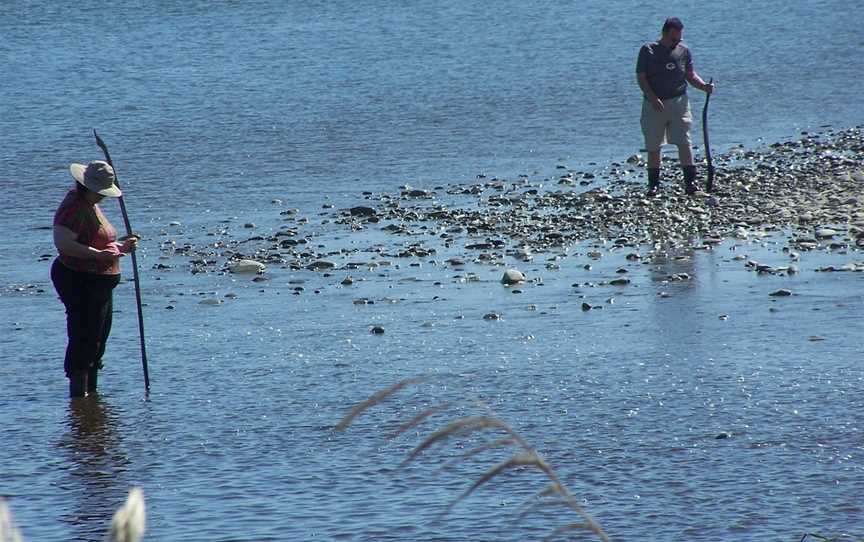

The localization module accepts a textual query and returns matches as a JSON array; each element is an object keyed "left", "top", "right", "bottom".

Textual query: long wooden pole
[
  {"left": 701, "top": 77, "right": 716, "bottom": 192},
  {"left": 93, "top": 130, "right": 150, "bottom": 392}
]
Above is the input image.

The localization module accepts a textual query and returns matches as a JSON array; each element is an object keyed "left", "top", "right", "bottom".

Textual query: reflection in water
[
  {"left": 60, "top": 396, "right": 130, "bottom": 541},
  {"left": 648, "top": 243, "right": 698, "bottom": 288},
  {"left": 645, "top": 240, "right": 725, "bottom": 362},
  {"left": 646, "top": 243, "right": 703, "bottom": 348}
]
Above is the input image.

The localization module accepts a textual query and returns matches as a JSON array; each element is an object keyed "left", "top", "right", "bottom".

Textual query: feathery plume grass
[
  {"left": 1, "top": 488, "right": 145, "bottom": 542},
  {"left": 0, "top": 499, "right": 24, "bottom": 542},
  {"left": 105, "top": 487, "right": 146, "bottom": 542},
  {"left": 337, "top": 376, "right": 610, "bottom": 541}
]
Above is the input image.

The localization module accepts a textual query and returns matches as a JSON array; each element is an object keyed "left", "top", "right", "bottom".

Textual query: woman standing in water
[{"left": 51, "top": 160, "right": 138, "bottom": 397}]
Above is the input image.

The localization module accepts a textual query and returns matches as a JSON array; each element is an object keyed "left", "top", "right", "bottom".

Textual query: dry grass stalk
[
  {"left": 338, "top": 377, "right": 610, "bottom": 541},
  {"left": 541, "top": 522, "right": 595, "bottom": 541},
  {"left": 0, "top": 499, "right": 24, "bottom": 542},
  {"left": 387, "top": 402, "right": 455, "bottom": 440},
  {"left": 442, "top": 451, "right": 546, "bottom": 516},
  {"left": 438, "top": 437, "right": 518, "bottom": 472},
  {"left": 515, "top": 483, "right": 569, "bottom": 520},
  {"left": 334, "top": 376, "right": 427, "bottom": 432},
  {"left": 515, "top": 497, "right": 572, "bottom": 521},
  {"left": 105, "top": 487, "right": 146, "bottom": 542},
  {"left": 400, "top": 416, "right": 516, "bottom": 468}
]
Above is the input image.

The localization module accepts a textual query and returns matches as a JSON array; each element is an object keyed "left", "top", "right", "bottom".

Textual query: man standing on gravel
[{"left": 637, "top": 17, "right": 714, "bottom": 195}]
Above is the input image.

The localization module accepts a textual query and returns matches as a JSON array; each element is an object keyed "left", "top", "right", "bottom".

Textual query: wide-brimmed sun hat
[{"left": 70, "top": 160, "right": 122, "bottom": 197}]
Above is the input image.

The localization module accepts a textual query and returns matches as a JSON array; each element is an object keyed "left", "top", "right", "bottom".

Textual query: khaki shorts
[{"left": 641, "top": 94, "right": 692, "bottom": 151}]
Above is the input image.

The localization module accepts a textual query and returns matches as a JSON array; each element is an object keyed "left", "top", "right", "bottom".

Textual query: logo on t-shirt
[{"left": 665, "top": 62, "right": 677, "bottom": 71}]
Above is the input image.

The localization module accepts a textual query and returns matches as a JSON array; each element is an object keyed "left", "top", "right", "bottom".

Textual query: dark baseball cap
[{"left": 662, "top": 17, "right": 684, "bottom": 33}]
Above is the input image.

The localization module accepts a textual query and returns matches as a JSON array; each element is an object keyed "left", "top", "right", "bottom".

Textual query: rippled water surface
[{"left": 2, "top": 1, "right": 863, "bottom": 540}]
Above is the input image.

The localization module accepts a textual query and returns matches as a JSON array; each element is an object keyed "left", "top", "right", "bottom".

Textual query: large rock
[
  {"left": 228, "top": 259, "right": 266, "bottom": 274},
  {"left": 501, "top": 269, "right": 526, "bottom": 285}
]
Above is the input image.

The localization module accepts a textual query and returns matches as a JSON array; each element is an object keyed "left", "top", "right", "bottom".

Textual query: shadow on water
[{"left": 58, "top": 396, "right": 130, "bottom": 541}]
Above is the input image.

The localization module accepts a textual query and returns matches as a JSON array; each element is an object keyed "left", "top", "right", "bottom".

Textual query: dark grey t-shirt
[{"left": 636, "top": 41, "right": 693, "bottom": 100}]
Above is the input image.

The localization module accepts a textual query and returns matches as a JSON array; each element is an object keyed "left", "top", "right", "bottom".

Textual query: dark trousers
[{"left": 51, "top": 259, "right": 120, "bottom": 378}]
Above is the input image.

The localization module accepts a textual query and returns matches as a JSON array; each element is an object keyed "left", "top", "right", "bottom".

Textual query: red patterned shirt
[{"left": 54, "top": 188, "right": 120, "bottom": 275}]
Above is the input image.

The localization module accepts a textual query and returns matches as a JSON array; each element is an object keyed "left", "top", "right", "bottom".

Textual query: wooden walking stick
[
  {"left": 93, "top": 130, "right": 150, "bottom": 392},
  {"left": 701, "top": 77, "right": 716, "bottom": 192}
]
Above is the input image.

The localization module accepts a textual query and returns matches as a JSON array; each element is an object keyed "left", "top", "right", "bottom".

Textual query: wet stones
[
  {"left": 403, "top": 188, "right": 433, "bottom": 198},
  {"left": 349, "top": 206, "right": 377, "bottom": 218},
  {"left": 307, "top": 260, "right": 337, "bottom": 271}
]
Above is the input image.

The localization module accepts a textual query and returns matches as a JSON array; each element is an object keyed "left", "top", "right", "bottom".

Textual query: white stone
[{"left": 229, "top": 259, "right": 266, "bottom": 274}]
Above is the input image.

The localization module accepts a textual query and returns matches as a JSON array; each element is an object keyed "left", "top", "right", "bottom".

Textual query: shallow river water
[{"left": 2, "top": 1, "right": 863, "bottom": 540}]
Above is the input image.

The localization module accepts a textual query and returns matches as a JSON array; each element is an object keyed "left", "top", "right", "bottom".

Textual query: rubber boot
[
  {"left": 69, "top": 371, "right": 88, "bottom": 398},
  {"left": 646, "top": 168, "right": 660, "bottom": 195},
  {"left": 87, "top": 367, "right": 99, "bottom": 395},
  {"left": 683, "top": 165, "right": 697, "bottom": 195}
]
